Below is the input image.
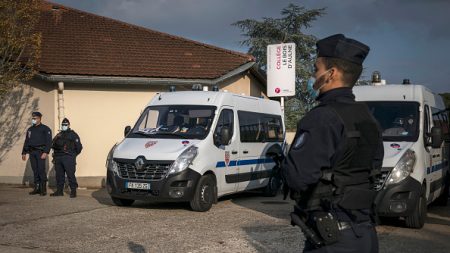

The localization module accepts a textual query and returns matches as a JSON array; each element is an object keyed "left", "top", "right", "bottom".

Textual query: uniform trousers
[
  {"left": 29, "top": 150, "right": 47, "bottom": 184},
  {"left": 54, "top": 154, "right": 78, "bottom": 190}
]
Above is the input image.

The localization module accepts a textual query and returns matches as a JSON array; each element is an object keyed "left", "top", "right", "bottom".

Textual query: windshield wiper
[
  {"left": 134, "top": 131, "right": 152, "bottom": 136},
  {"left": 151, "top": 132, "right": 187, "bottom": 138}
]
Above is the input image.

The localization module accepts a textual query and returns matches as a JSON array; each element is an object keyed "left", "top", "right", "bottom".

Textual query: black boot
[
  {"left": 29, "top": 184, "right": 40, "bottom": 195},
  {"left": 40, "top": 182, "right": 47, "bottom": 196},
  {"left": 70, "top": 189, "right": 77, "bottom": 198},
  {"left": 50, "top": 188, "right": 64, "bottom": 196}
]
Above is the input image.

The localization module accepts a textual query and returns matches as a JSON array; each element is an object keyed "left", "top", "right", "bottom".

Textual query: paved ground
[{"left": 0, "top": 184, "right": 449, "bottom": 253}]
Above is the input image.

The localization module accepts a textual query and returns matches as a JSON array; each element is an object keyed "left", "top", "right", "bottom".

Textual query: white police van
[
  {"left": 106, "top": 90, "right": 285, "bottom": 211},
  {"left": 354, "top": 79, "right": 449, "bottom": 228}
]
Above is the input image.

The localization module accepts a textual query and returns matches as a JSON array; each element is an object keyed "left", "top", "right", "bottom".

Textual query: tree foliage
[
  {"left": 234, "top": 4, "right": 325, "bottom": 130},
  {"left": 0, "top": 0, "right": 41, "bottom": 96}
]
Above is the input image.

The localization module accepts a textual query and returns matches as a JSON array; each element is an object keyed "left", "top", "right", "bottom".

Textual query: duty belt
[{"left": 29, "top": 146, "right": 45, "bottom": 151}]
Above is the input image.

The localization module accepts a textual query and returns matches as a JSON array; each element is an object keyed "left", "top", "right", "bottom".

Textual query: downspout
[{"left": 57, "top": 82, "right": 65, "bottom": 129}]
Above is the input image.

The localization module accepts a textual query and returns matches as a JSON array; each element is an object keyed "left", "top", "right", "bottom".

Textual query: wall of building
[
  {"left": 220, "top": 71, "right": 267, "bottom": 97},
  {"left": 0, "top": 80, "right": 56, "bottom": 185},
  {"left": 60, "top": 83, "right": 163, "bottom": 187}
]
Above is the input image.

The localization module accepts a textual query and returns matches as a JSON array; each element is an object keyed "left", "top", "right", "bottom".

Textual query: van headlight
[
  {"left": 167, "top": 146, "right": 198, "bottom": 176},
  {"left": 106, "top": 144, "right": 119, "bottom": 174},
  {"left": 386, "top": 149, "right": 416, "bottom": 185}
]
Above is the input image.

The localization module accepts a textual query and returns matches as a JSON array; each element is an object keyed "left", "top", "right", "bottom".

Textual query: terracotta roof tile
[{"left": 36, "top": 1, "right": 254, "bottom": 79}]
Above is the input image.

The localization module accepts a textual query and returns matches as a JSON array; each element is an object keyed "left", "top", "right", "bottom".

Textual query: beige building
[{"left": 0, "top": 1, "right": 268, "bottom": 188}]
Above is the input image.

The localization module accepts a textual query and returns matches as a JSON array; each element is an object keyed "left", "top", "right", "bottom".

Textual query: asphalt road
[{"left": 0, "top": 184, "right": 449, "bottom": 253}]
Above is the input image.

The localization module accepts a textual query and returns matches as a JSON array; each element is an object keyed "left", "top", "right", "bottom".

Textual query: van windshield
[
  {"left": 364, "top": 101, "right": 420, "bottom": 142},
  {"left": 129, "top": 105, "right": 216, "bottom": 139}
]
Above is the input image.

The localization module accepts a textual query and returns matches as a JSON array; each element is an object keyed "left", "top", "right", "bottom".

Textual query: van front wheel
[
  {"left": 263, "top": 175, "right": 281, "bottom": 197},
  {"left": 405, "top": 187, "right": 426, "bottom": 228},
  {"left": 190, "top": 175, "right": 215, "bottom": 212}
]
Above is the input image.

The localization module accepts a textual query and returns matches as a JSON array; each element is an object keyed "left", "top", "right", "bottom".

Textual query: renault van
[
  {"left": 354, "top": 83, "right": 449, "bottom": 228},
  {"left": 106, "top": 90, "right": 285, "bottom": 211}
]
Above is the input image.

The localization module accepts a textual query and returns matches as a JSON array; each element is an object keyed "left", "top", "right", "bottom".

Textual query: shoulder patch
[{"left": 293, "top": 133, "right": 307, "bottom": 149}]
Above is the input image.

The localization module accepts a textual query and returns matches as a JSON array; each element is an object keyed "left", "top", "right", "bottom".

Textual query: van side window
[
  {"left": 424, "top": 105, "right": 431, "bottom": 146},
  {"left": 214, "top": 109, "right": 234, "bottom": 142},
  {"left": 432, "top": 107, "right": 450, "bottom": 141},
  {"left": 238, "top": 111, "right": 283, "bottom": 143},
  {"left": 442, "top": 112, "right": 450, "bottom": 141}
]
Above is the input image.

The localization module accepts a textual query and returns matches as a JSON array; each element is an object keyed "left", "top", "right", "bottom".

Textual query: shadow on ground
[
  {"left": 128, "top": 241, "right": 147, "bottom": 253},
  {"left": 90, "top": 187, "right": 191, "bottom": 210},
  {"left": 378, "top": 231, "right": 450, "bottom": 253},
  {"left": 228, "top": 190, "right": 293, "bottom": 221}
]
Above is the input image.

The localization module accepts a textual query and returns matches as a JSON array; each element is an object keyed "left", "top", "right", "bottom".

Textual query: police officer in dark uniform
[
  {"left": 22, "top": 112, "right": 52, "bottom": 196},
  {"left": 281, "top": 34, "right": 384, "bottom": 252},
  {"left": 50, "top": 118, "right": 83, "bottom": 198}
]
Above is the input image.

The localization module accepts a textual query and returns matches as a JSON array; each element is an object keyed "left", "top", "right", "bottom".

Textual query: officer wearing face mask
[
  {"left": 281, "top": 34, "right": 384, "bottom": 252},
  {"left": 22, "top": 112, "right": 52, "bottom": 196},
  {"left": 50, "top": 118, "right": 83, "bottom": 198}
]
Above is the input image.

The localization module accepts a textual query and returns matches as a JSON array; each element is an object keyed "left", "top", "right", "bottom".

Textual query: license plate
[{"left": 126, "top": 182, "right": 151, "bottom": 190}]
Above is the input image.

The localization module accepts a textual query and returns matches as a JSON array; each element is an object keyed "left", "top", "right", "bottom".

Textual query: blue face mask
[
  {"left": 31, "top": 119, "right": 37, "bottom": 125},
  {"left": 307, "top": 78, "right": 319, "bottom": 98},
  {"left": 61, "top": 125, "right": 69, "bottom": 131},
  {"left": 306, "top": 69, "right": 331, "bottom": 99}
]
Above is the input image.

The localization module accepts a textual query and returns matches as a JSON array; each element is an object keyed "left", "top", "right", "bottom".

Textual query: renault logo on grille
[{"left": 135, "top": 157, "right": 145, "bottom": 171}]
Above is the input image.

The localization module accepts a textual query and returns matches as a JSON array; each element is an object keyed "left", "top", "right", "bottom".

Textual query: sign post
[{"left": 267, "top": 43, "right": 296, "bottom": 116}]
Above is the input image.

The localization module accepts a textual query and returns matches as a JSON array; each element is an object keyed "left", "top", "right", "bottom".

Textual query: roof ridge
[{"left": 43, "top": 0, "right": 254, "bottom": 62}]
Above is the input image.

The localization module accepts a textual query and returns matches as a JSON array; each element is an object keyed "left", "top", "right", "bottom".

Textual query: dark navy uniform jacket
[
  {"left": 52, "top": 129, "right": 83, "bottom": 157},
  {"left": 281, "top": 87, "right": 384, "bottom": 193},
  {"left": 22, "top": 124, "right": 52, "bottom": 154}
]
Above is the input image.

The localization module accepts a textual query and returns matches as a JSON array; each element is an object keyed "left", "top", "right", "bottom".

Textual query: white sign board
[{"left": 267, "top": 43, "right": 296, "bottom": 97}]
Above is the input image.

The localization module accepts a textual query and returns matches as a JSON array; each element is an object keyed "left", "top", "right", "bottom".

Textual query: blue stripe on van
[
  {"left": 216, "top": 158, "right": 274, "bottom": 168},
  {"left": 426, "top": 162, "right": 446, "bottom": 174}
]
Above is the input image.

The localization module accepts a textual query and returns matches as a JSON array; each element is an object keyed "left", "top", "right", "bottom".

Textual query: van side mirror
[
  {"left": 219, "top": 127, "right": 231, "bottom": 146},
  {"left": 430, "top": 126, "right": 443, "bottom": 148},
  {"left": 124, "top": 126, "right": 131, "bottom": 137}
]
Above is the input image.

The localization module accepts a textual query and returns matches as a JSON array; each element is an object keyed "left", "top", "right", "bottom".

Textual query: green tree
[
  {"left": 0, "top": 0, "right": 41, "bottom": 96},
  {"left": 233, "top": 4, "right": 325, "bottom": 130}
]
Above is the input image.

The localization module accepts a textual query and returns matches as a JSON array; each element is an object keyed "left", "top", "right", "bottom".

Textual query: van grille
[
  {"left": 373, "top": 168, "right": 392, "bottom": 191},
  {"left": 116, "top": 161, "right": 173, "bottom": 180}
]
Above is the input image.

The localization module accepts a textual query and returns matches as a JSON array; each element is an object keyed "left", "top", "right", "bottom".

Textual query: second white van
[{"left": 354, "top": 83, "right": 449, "bottom": 228}]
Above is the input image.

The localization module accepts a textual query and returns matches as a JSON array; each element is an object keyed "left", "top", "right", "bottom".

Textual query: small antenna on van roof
[
  {"left": 371, "top": 71, "right": 386, "bottom": 86},
  {"left": 192, "top": 84, "right": 202, "bottom": 91},
  {"left": 372, "top": 71, "right": 381, "bottom": 83}
]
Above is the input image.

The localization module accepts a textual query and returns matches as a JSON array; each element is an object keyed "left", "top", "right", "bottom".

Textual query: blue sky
[{"left": 52, "top": 0, "right": 450, "bottom": 93}]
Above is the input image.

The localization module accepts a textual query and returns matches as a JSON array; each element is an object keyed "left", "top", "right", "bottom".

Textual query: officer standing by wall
[
  {"left": 50, "top": 118, "right": 83, "bottom": 198},
  {"left": 22, "top": 112, "right": 52, "bottom": 196},
  {"left": 281, "top": 34, "right": 384, "bottom": 252}
]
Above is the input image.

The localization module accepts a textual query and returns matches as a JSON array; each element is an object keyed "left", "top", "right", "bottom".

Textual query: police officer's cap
[
  {"left": 32, "top": 111, "right": 42, "bottom": 117},
  {"left": 316, "top": 34, "right": 370, "bottom": 66},
  {"left": 62, "top": 118, "right": 70, "bottom": 124}
]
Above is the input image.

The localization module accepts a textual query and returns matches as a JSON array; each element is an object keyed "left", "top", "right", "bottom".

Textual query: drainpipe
[{"left": 57, "top": 81, "right": 65, "bottom": 130}]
